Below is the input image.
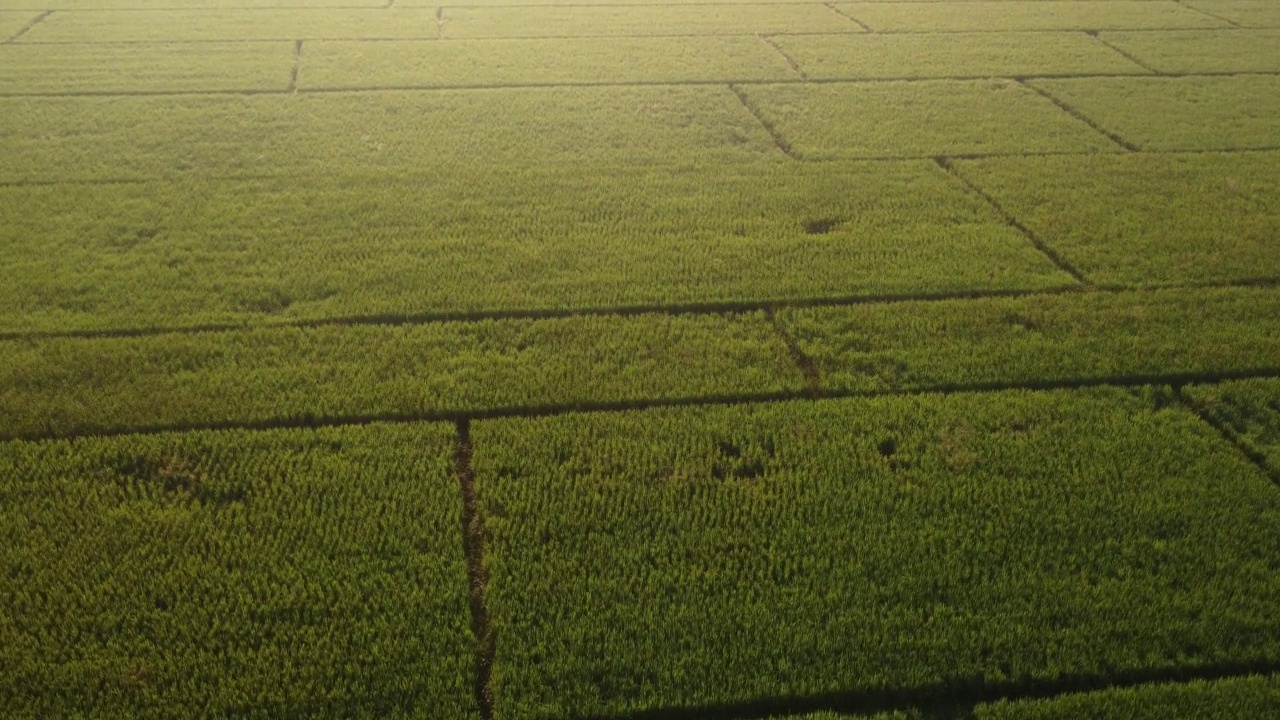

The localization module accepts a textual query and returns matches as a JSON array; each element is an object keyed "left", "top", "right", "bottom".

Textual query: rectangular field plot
[
  {"left": 1187, "top": 0, "right": 1280, "bottom": 27},
  {"left": 0, "top": 423, "right": 476, "bottom": 719},
  {"left": 737, "top": 80, "right": 1122, "bottom": 159},
  {"left": 1030, "top": 76, "right": 1280, "bottom": 150},
  {"left": 19, "top": 9, "right": 436, "bottom": 43},
  {"left": 0, "top": 163, "right": 1073, "bottom": 334},
  {"left": 441, "top": 5, "right": 861, "bottom": 39},
  {"left": 300, "top": 37, "right": 797, "bottom": 90},
  {"left": 769, "top": 31, "right": 1149, "bottom": 80},
  {"left": 1100, "top": 29, "right": 1280, "bottom": 74},
  {"left": 0, "top": 313, "right": 803, "bottom": 439},
  {"left": 0, "top": 86, "right": 779, "bottom": 183},
  {"left": 1184, "top": 377, "right": 1280, "bottom": 475},
  {"left": 952, "top": 152, "right": 1280, "bottom": 285},
  {"left": 836, "top": 1, "right": 1231, "bottom": 32},
  {"left": 976, "top": 674, "right": 1280, "bottom": 719},
  {"left": 778, "top": 287, "right": 1280, "bottom": 393},
  {"left": 473, "top": 388, "right": 1280, "bottom": 720},
  {"left": 0, "top": 12, "right": 41, "bottom": 41},
  {"left": 0, "top": 41, "right": 295, "bottom": 94}
]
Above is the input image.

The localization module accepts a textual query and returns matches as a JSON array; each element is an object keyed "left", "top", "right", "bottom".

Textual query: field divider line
[
  {"left": 823, "top": 2, "right": 874, "bottom": 33},
  {"left": 7, "top": 368, "right": 1280, "bottom": 445},
  {"left": 1017, "top": 78, "right": 1140, "bottom": 152},
  {"left": 1176, "top": 386, "right": 1280, "bottom": 487},
  {"left": 437, "top": 7, "right": 445, "bottom": 40},
  {"left": 10, "top": 278, "right": 1280, "bottom": 344},
  {"left": 765, "top": 306, "right": 821, "bottom": 396},
  {"left": 550, "top": 658, "right": 1280, "bottom": 720},
  {"left": 1177, "top": 0, "right": 1241, "bottom": 28},
  {"left": 5, "top": 10, "right": 53, "bottom": 44},
  {"left": 728, "top": 83, "right": 800, "bottom": 159},
  {"left": 934, "top": 156, "right": 1091, "bottom": 286},
  {"left": 288, "top": 39, "right": 303, "bottom": 93},
  {"left": 759, "top": 34, "right": 807, "bottom": 81},
  {"left": 454, "top": 419, "right": 496, "bottom": 720},
  {"left": 1084, "top": 30, "right": 1163, "bottom": 75}
]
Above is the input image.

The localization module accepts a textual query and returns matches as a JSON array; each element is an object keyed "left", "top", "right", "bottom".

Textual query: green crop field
[{"left": 1, "top": 1, "right": 1278, "bottom": 719}]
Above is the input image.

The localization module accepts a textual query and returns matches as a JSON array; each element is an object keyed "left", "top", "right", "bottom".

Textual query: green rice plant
[
  {"left": 17, "top": 9, "right": 437, "bottom": 43},
  {"left": 0, "top": 312, "right": 803, "bottom": 439},
  {"left": 951, "top": 152, "right": 1280, "bottom": 285},
  {"left": 441, "top": 5, "right": 861, "bottom": 39},
  {"left": 769, "top": 31, "right": 1150, "bottom": 80},
  {"left": 0, "top": 11, "right": 41, "bottom": 40},
  {"left": 0, "top": 422, "right": 476, "bottom": 720},
  {"left": 835, "top": 1, "right": 1229, "bottom": 33},
  {"left": 473, "top": 388, "right": 1280, "bottom": 720},
  {"left": 300, "top": 36, "right": 797, "bottom": 89},
  {"left": 1183, "top": 377, "right": 1280, "bottom": 474},
  {"left": 779, "top": 287, "right": 1280, "bottom": 393},
  {"left": 1028, "top": 76, "right": 1280, "bottom": 150},
  {"left": 0, "top": 162, "right": 1071, "bottom": 333},
  {"left": 975, "top": 674, "right": 1280, "bottom": 719},
  {"left": 0, "top": 86, "right": 779, "bottom": 183},
  {"left": 0, "top": 41, "right": 295, "bottom": 94},
  {"left": 1186, "top": 0, "right": 1280, "bottom": 28},
  {"left": 1100, "top": 29, "right": 1280, "bottom": 74},
  {"left": 737, "top": 80, "right": 1122, "bottom": 159}
]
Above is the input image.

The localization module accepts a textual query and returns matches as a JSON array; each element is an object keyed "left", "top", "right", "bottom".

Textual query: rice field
[{"left": 1, "top": 1, "right": 1278, "bottom": 718}]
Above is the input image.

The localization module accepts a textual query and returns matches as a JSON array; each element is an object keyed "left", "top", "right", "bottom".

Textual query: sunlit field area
[{"left": 2, "top": 0, "right": 1280, "bottom": 717}]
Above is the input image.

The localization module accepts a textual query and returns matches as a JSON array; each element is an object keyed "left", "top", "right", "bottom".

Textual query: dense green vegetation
[
  {"left": 300, "top": 37, "right": 798, "bottom": 89},
  {"left": 0, "top": 423, "right": 475, "bottom": 719},
  {"left": 952, "top": 152, "right": 1280, "bottom": 285},
  {"left": 769, "top": 31, "right": 1148, "bottom": 80},
  {"left": 1101, "top": 29, "right": 1280, "bottom": 74},
  {"left": 740, "top": 80, "right": 1121, "bottom": 158},
  {"left": 0, "top": 312, "right": 802, "bottom": 439},
  {"left": 780, "top": 287, "right": 1280, "bottom": 392},
  {"left": 833, "top": 1, "right": 1229, "bottom": 32},
  {"left": 975, "top": 674, "right": 1280, "bottom": 719},
  {"left": 0, "top": 162, "right": 1071, "bottom": 333},
  {"left": 1184, "top": 378, "right": 1280, "bottom": 476},
  {"left": 3, "top": 1, "right": 1277, "bottom": 718},
  {"left": 474, "top": 389, "right": 1280, "bottom": 720},
  {"left": 1029, "top": 76, "right": 1280, "bottom": 150},
  {"left": 0, "top": 41, "right": 295, "bottom": 94}
]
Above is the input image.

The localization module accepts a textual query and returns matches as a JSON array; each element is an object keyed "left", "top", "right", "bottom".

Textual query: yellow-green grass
[
  {"left": 836, "top": 1, "right": 1231, "bottom": 32},
  {"left": 300, "top": 36, "right": 798, "bottom": 90},
  {"left": 0, "top": 12, "right": 42, "bottom": 41},
  {"left": 769, "top": 30, "right": 1149, "bottom": 80},
  {"left": 1101, "top": 29, "right": 1280, "bottom": 74},
  {"left": 1030, "top": 76, "right": 1280, "bottom": 150},
  {"left": 778, "top": 287, "right": 1280, "bottom": 393},
  {"left": 474, "top": 387, "right": 1280, "bottom": 720},
  {"left": 0, "top": 163, "right": 1072, "bottom": 334},
  {"left": 1184, "top": 377, "right": 1280, "bottom": 475},
  {"left": 0, "top": 423, "right": 477, "bottom": 720},
  {"left": 0, "top": 41, "right": 295, "bottom": 94},
  {"left": 738, "top": 80, "right": 1122, "bottom": 159},
  {"left": 19, "top": 9, "right": 436, "bottom": 43},
  {"left": 11, "top": 1, "right": 387, "bottom": 7},
  {"left": 0, "top": 86, "right": 781, "bottom": 183},
  {"left": 1187, "top": 0, "right": 1280, "bottom": 28},
  {"left": 976, "top": 674, "right": 1280, "bottom": 719},
  {"left": 0, "top": 313, "right": 803, "bottom": 440},
  {"left": 441, "top": 5, "right": 862, "bottom": 39},
  {"left": 952, "top": 152, "right": 1280, "bottom": 286}
]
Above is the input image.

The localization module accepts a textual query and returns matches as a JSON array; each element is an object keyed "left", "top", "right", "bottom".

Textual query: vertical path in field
[
  {"left": 1017, "top": 79, "right": 1140, "bottom": 152},
  {"left": 933, "top": 157, "right": 1091, "bottom": 286},
  {"left": 1083, "top": 30, "right": 1161, "bottom": 75},
  {"left": 289, "top": 40, "right": 304, "bottom": 93},
  {"left": 728, "top": 84, "right": 800, "bottom": 159},
  {"left": 454, "top": 419, "right": 496, "bottom": 720}
]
